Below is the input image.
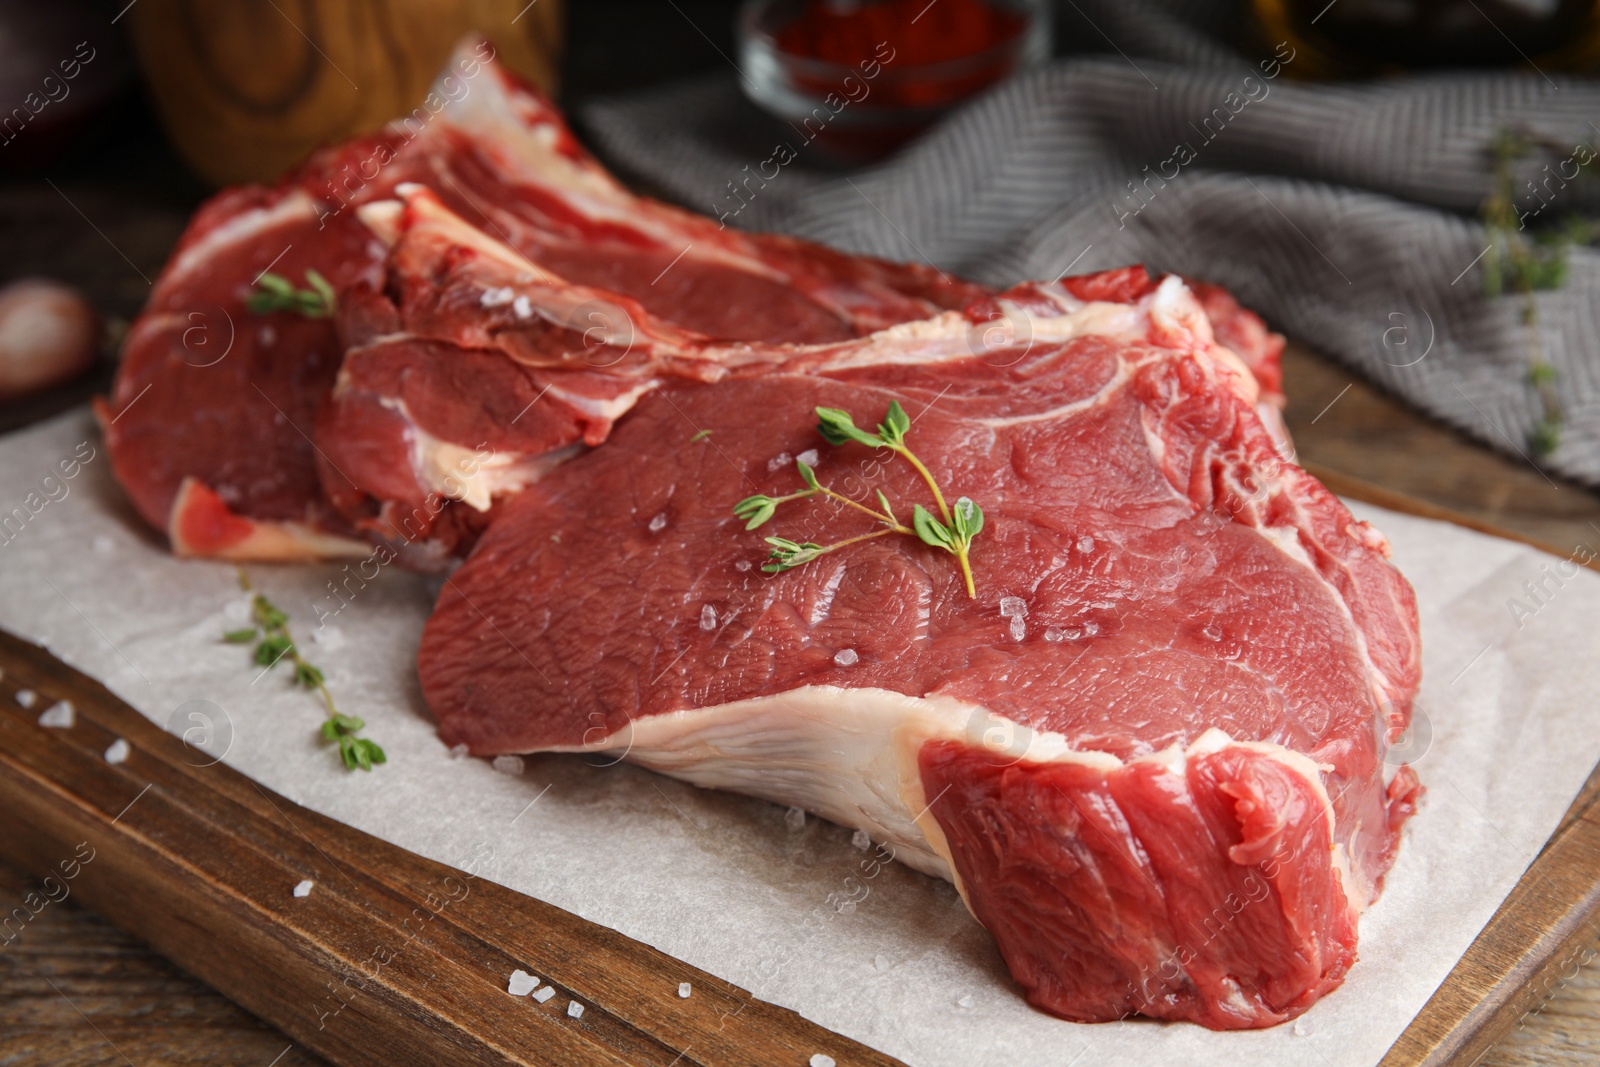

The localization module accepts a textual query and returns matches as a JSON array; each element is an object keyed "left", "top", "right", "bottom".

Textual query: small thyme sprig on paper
[
  {"left": 248, "top": 269, "right": 336, "bottom": 318},
  {"left": 733, "top": 401, "right": 984, "bottom": 597},
  {"left": 224, "top": 571, "right": 386, "bottom": 772}
]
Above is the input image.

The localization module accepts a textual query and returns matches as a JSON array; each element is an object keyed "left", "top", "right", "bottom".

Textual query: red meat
[{"left": 417, "top": 274, "right": 1419, "bottom": 1028}]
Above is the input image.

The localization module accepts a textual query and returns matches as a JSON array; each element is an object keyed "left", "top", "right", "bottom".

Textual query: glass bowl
[{"left": 738, "top": 0, "right": 1051, "bottom": 161}]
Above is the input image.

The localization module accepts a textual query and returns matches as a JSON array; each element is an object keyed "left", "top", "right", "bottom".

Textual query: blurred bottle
[{"left": 1252, "top": 0, "right": 1600, "bottom": 76}]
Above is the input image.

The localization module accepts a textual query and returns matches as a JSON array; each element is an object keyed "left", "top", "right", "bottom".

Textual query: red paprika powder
[{"left": 773, "top": 0, "right": 1031, "bottom": 109}]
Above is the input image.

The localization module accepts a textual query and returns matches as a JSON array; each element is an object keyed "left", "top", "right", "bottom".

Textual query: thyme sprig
[
  {"left": 1480, "top": 130, "right": 1596, "bottom": 455},
  {"left": 248, "top": 269, "right": 336, "bottom": 318},
  {"left": 224, "top": 571, "right": 386, "bottom": 772},
  {"left": 733, "top": 402, "right": 984, "bottom": 597}
]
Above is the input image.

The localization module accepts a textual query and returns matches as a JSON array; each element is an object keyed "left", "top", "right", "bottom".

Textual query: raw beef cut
[
  {"left": 99, "top": 38, "right": 985, "bottom": 561},
  {"left": 417, "top": 274, "right": 1421, "bottom": 1029},
  {"left": 316, "top": 185, "right": 1288, "bottom": 565}
]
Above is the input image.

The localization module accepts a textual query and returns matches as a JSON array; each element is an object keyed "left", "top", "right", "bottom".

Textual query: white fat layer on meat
[
  {"left": 543, "top": 378, "right": 659, "bottom": 423},
  {"left": 166, "top": 478, "right": 373, "bottom": 562},
  {"left": 974, "top": 359, "right": 1132, "bottom": 430},
  {"left": 163, "top": 191, "right": 321, "bottom": 289},
  {"left": 380, "top": 397, "right": 581, "bottom": 511},
  {"left": 368, "top": 188, "right": 701, "bottom": 358},
  {"left": 385, "top": 190, "right": 564, "bottom": 283},
  {"left": 1253, "top": 522, "right": 1318, "bottom": 571},
  {"left": 356, "top": 200, "right": 403, "bottom": 246},
  {"left": 817, "top": 276, "right": 1259, "bottom": 410},
  {"left": 552, "top": 687, "right": 1346, "bottom": 915},
  {"left": 429, "top": 54, "right": 789, "bottom": 283}
]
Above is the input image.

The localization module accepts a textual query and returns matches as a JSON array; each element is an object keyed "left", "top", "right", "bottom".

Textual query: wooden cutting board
[{"left": 0, "top": 475, "right": 1596, "bottom": 1067}]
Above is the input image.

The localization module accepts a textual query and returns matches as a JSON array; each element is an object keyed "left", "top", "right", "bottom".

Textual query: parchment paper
[{"left": 3, "top": 407, "right": 1598, "bottom": 1067}]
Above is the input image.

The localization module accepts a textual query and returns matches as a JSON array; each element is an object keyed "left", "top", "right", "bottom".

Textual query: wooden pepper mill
[{"left": 125, "top": 0, "right": 563, "bottom": 186}]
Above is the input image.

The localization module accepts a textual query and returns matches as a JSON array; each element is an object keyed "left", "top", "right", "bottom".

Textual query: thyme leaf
[
  {"left": 249, "top": 269, "right": 337, "bottom": 318},
  {"left": 1479, "top": 129, "right": 1595, "bottom": 455},
  {"left": 225, "top": 570, "right": 385, "bottom": 772},
  {"left": 736, "top": 403, "right": 983, "bottom": 597}
]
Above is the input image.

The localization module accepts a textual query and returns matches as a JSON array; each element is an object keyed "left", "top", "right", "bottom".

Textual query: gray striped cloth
[{"left": 580, "top": 0, "right": 1600, "bottom": 487}]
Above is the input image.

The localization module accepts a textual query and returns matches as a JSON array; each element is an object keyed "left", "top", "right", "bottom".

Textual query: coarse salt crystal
[
  {"left": 735, "top": 559, "right": 752, "bottom": 572},
  {"left": 532, "top": 985, "right": 556, "bottom": 1003},
  {"left": 810, "top": 1055, "right": 836, "bottom": 1067},
  {"left": 957, "top": 993, "right": 975, "bottom": 1008},
  {"left": 998, "top": 596, "right": 1028, "bottom": 618},
  {"left": 677, "top": 981, "right": 692, "bottom": 998},
  {"left": 785, "top": 806, "right": 806, "bottom": 831},
  {"left": 1009, "top": 615, "right": 1026, "bottom": 642},
  {"left": 38, "top": 700, "right": 73, "bottom": 728},
  {"left": 293, "top": 880, "right": 314, "bottom": 898},
  {"left": 833, "top": 648, "right": 858, "bottom": 667},
  {"left": 512, "top": 294, "right": 534, "bottom": 320},
  {"left": 480, "top": 286, "right": 515, "bottom": 308},
  {"left": 851, "top": 829, "right": 871, "bottom": 850},
  {"left": 449, "top": 743, "right": 470, "bottom": 759},
  {"left": 567, "top": 1000, "right": 584, "bottom": 1018},
  {"left": 796, "top": 449, "right": 819, "bottom": 467},
  {"left": 874, "top": 954, "right": 892, "bottom": 972},
  {"left": 15, "top": 689, "right": 37, "bottom": 709},
  {"left": 1077, "top": 535, "right": 1095, "bottom": 553},
  {"left": 766, "top": 452, "right": 792, "bottom": 472},
  {"left": 1083, "top": 621, "right": 1101, "bottom": 636},
  {"left": 507, "top": 970, "right": 537, "bottom": 996},
  {"left": 648, "top": 512, "right": 668, "bottom": 533},
  {"left": 493, "top": 754, "right": 525, "bottom": 776},
  {"left": 1293, "top": 1017, "right": 1314, "bottom": 1037},
  {"left": 104, "top": 739, "right": 130, "bottom": 765},
  {"left": 699, "top": 605, "right": 718, "bottom": 631}
]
